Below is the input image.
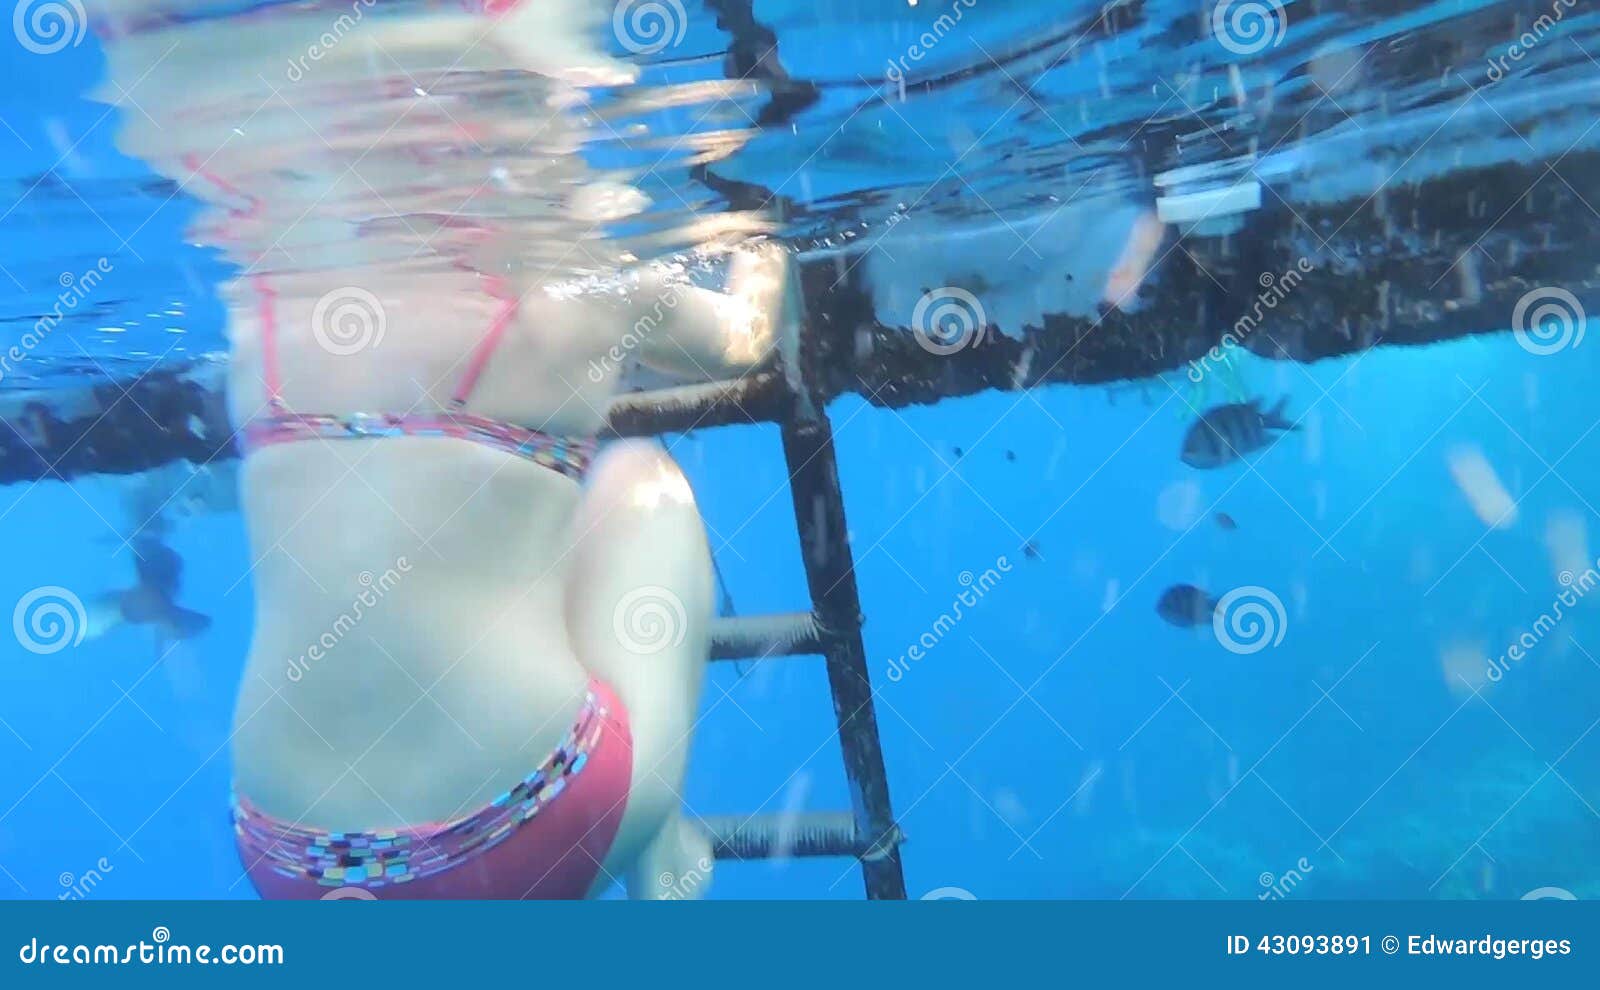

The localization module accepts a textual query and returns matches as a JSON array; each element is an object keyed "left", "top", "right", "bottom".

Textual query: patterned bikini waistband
[
  {"left": 233, "top": 688, "right": 610, "bottom": 891},
  {"left": 242, "top": 410, "right": 596, "bottom": 482}
]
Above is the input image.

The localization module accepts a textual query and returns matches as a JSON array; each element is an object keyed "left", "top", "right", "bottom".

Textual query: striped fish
[
  {"left": 1180, "top": 397, "right": 1299, "bottom": 468},
  {"left": 1157, "top": 584, "right": 1217, "bottom": 628}
]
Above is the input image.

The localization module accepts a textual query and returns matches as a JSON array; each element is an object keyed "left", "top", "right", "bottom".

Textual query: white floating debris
[
  {"left": 1010, "top": 343, "right": 1035, "bottom": 390},
  {"left": 1156, "top": 480, "right": 1204, "bottom": 531},
  {"left": 1073, "top": 760, "right": 1103, "bottom": 817},
  {"left": 1439, "top": 640, "right": 1489, "bottom": 697},
  {"left": 993, "top": 788, "right": 1029, "bottom": 828},
  {"left": 1544, "top": 510, "right": 1589, "bottom": 584},
  {"left": 1447, "top": 446, "right": 1518, "bottom": 529},
  {"left": 1154, "top": 155, "right": 1263, "bottom": 233},
  {"left": 1156, "top": 181, "right": 1262, "bottom": 227}
]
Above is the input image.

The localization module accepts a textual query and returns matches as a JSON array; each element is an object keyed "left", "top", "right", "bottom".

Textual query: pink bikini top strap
[
  {"left": 253, "top": 276, "right": 286, "bottom": 409},
  {"left": 183, "top": 150, "right": 516, "bottom": 414},
  {"left": 450, "top": 274, "right": 519, "bottom": 408},
  {"left": 181, "top": 153, "right": 286, "bottom": 410},
  {"left": 238, "top": 266, "right": 511, "bottom": 415}
]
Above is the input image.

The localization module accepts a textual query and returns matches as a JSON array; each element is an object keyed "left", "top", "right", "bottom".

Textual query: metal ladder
[{"left": 607, "top": 323, "right": 907, "bottom": 900}]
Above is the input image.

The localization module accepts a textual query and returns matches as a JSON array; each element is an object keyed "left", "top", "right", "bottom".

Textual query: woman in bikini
[{"left": 89, "top": 0, "right": 786, "bottom": 898}]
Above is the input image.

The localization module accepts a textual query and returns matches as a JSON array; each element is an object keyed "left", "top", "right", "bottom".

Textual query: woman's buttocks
[{"left": 231, "top": 437, "right": 593, "bottom": 830}]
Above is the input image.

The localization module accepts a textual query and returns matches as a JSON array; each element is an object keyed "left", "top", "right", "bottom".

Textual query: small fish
[
  {"left": 1022, "top": 539, "right": 1041, "bottom": 561},
  {"left": 113, "top": 585, "right": 211, "bottom": 641},
  {"left": 87, "top": 537, "right": 211, "bottom": 647},
  {"left": 1180, "top": 397, "right": 1300, "bottom": 469},
  {"left": 1215, "top": 512, "right": 1237, "bottom": 531},
  {"left": 1156, "top": 583, "right": 1218, "bottom": 628},
  {"left": 1004, "top": 450, "right": 1017, "bottom": 462}
]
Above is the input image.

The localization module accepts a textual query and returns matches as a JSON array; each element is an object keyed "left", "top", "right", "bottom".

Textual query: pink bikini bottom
[{"left": 233, "top": 678, "right": 633, "bottom": 899}]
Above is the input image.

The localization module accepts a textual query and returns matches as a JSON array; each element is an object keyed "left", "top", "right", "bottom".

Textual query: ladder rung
[
  {"left": 709, "top": 612, "right": 825, "bottom": 661},
  {"left": 605, "top": 372, "right": 788, "bottom": 437},
  {"left": 702, "top": 812, "right": 899, "bottom": 860}
]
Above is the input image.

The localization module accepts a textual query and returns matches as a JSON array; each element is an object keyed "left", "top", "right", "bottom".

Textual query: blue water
[{"left": 2, "top": 3, "right": 1599, "bottom": 901}]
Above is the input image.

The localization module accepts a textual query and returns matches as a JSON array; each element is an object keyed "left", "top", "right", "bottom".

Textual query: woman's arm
[{"left": 624, "top": 243, "right": 794, "bottom": 380}]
